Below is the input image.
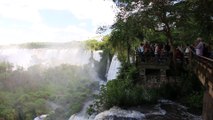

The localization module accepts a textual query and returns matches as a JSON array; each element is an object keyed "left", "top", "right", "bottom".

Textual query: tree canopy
[{"left": 107, "top": 0, "right": 213, "bottom": 63}]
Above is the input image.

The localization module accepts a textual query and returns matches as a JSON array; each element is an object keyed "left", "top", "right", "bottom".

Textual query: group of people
[
  {"left": 137, "top": 42, "right": 170, "bottom": 63},
  {"left": 177, "top": 37, "right": 212, "bottom": 64},
  {"left": 137, "top": 37, "right": 212, "bottom": 64}
]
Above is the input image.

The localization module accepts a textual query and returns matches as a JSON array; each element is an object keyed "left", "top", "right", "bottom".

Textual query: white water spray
[
  {"left": 34, "top": 114, "right": 48, "bottom": 120},
  {"left": 106, "top": 55, "right": 121, "bottom": 81},
  {"left": 0, "top": 46, "right": 102, "bottom": 120},
  {"left": 0, "top": 47, "right": 99, "bottom": 69},
  {"left": 69, "top": 54, "right": 121, "bottom": 120}
]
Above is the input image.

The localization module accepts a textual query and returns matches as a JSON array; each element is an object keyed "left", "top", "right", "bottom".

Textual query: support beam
[{"left": 202, "top": 91, "right": 213, "bottom": 120}]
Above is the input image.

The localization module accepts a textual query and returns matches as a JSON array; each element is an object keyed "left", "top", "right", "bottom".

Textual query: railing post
[{"left": 189, "top": 49, "right": 193, "bottom": 73}]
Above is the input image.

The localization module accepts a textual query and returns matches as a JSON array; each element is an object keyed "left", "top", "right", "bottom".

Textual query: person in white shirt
[
  {"left": 138, "top": 43, "right": 144, "bottom": 53},
  {"left": 195, "top": 37, "right": 204, "bottom": 56},
  {"left": 185, "top": 44, "right": 190, "bottom": 54},
  {"left": 184, "top": 44, "right": 190, "bottom": 63}
]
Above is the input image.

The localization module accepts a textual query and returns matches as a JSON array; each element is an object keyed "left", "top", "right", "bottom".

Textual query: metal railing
[
  {"left": 136, "top": 51, "right": 170, "bottom": 66},
  {"left": 189, "top": 49, "right": 213, "bottom": 98}
]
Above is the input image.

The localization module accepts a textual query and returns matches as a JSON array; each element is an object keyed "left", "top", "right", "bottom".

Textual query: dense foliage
[
  {"left": 178, "top": 69, "right": 204, "bottom": 110},
  {"left": 105, "top": 0, "right": 213, "bottom": 64},
  {"left": 0, "top": 62, "right": 98, "bottom": 120},
  {"left": 88, "top": 64, "right": 145, "bottom": 114},
  {"left": 88, "top": 62, "right": 203, "bottom": 115},
  {"left": 88, "top": 64, "right": 158, "bottom": 114}
]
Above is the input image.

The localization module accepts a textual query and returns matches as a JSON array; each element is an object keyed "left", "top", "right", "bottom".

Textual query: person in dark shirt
[
  {"left": 165, "top": 42, "right": 170, "bottom": 52},
  {"left": 164, "top": 42, "right": 170, "bottom": 57}
]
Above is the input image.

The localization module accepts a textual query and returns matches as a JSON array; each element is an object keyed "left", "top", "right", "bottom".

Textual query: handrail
[
  {"left": 189, "top": 47, "right": 213, "bottom": 62},
  {"left": 197, "top": 55, "right": 213, "bottom": 63},
  {"left": 189, "top": 48, "right": 213, "bottom": 69},
  {"left": 190, "top": 48, "right": 213, "bottom": 97},
  {"left": 136, "top": 51, "right": 170, "bottom": 65}
]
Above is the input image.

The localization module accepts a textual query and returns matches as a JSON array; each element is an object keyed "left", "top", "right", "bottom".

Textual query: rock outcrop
[{"left": 94, "top": 107, "right": 145, "bottom": 120}]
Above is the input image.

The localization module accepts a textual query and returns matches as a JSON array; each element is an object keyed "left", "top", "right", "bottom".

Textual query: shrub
[{"left": 88, "top": 63, "right": 153, "bottom": 114}]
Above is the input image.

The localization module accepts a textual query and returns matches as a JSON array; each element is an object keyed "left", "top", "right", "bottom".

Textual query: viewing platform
[{"left": 136, "top": 52, "right": 170, "bottom": 88}]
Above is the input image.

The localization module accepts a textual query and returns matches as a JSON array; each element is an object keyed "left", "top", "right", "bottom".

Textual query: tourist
[
  {"left": 175, "top": 47, "right": 184, "bottom": 63},
  {"left": 184, "top": 44, "right": 190, "bottom": 64},
  {"left": 150, "top": 43, "right": 155, "bottom": 57},
  {"left": 203, "top": 42, "right": 210, "bottom": 57},
  {"left": 154, "top": 43, "right": 160, "bottom": 62},
  {"left": 138, "top": 43, "right": 144, "bottom": 53},
  {"left": 184, "top": 44, "right": 190, "bottom": 55},
  {"left": 138, "top": 43, "right": 145, "bottom": 62},
  {"left": 164, "top": 42, "right": 170, "bottom": 56},
  {"left": 194, "top": 37, "right": 204, "bottom": 56}
]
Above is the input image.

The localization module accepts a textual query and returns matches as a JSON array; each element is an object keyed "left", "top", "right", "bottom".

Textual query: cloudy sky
[{"left": 0, "top": 0, "right": 116, "bottom": 45}]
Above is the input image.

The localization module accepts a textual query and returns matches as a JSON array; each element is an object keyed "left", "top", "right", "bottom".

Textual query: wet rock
[{"left": 94, "top": 107, "right": 145, "bottom": 120}]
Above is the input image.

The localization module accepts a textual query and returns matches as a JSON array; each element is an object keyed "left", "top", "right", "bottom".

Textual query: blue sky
[
  {"left": 40, "top": 10, "right": 93, "bottom": 30},
  {"left": 0, "top": 0, "right": 116, "bottom": 45}
]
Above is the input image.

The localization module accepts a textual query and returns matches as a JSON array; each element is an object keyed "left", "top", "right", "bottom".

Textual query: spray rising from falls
[
  {"left": 69, "top": 54, "right": 121, "bottom": 120},
  {"left": 0, "top": 47, "right": 101, "bottom": 69},
  {"left": 0, "top": 45, "right": 103, "bottom": 120}
]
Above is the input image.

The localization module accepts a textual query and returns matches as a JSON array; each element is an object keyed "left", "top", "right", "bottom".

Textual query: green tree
[
  {"left": 111, "top": 0, "right": 213, "bottom": 67},
  {"left": 187, "top": 0, "right": 213, "bottom": 41},
  {"left": 0, "top": 62, "right": 13, "bottom": 89},
  {"left": 109, "top": 15, "right": 143, "bottom": 63},
  {"left": 113, "top": 0, "right": 186, "bottom": 65},
  {"left": 85, "top": 39, "right": 101, "bottom": 51}
]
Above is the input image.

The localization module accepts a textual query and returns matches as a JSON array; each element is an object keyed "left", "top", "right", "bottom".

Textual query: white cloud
[
  {"left": 79, "top": 22, "right": 87, "bottom": 27},
  {"left": 0, "top": 24, "right": 96, "bottom": 45},
  {"left": 0, "top": 0, "right": 116, "bottom": 45},
  {"left": 0, "top": 0, "right": 42, "bottom": 23},
  {"left": 66, "top": 0, "right": 116, "bottom": 26}
]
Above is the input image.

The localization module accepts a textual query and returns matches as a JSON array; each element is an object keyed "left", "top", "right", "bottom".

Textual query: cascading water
[
  {"left": 106, "top": 55, "right": 121, "bottom": 81},
  {"left": 34, "top": 114, "right": 48, "bottom": 120},
  {"left": 69, "top": 54, "right": 121, "bottom": 120},
  {"left": 0, "top": 47, "right": 91, "bottom": 69},
  {"left": 69, "top": 98, "right": 96, "bottom": 120},
  {"left": 0, "top": 46, "right": 102, "bottom": 120}
]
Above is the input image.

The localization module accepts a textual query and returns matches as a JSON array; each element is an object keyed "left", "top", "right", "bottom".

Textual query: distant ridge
[{"left": 0, "top": 41, "right": 87, "bottom": 49}]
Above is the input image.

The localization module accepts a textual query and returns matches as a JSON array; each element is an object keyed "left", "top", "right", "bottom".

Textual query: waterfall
[
  {"left": 0, "top": 47, "right": 102, "bottom": 120},
  {"left": 69, "top": 101, "right": 95, "bottom": 120},
  {"left": 106, "top": 55, "right": 121, "bottom": 81},
  {"left": 0, "top": 47, "right": 94, "bottom": 69},
  {"left": 0, "top": 47, "right": 123, "bottom": 120},
  {"left": 68, "top": 54, "right": 121, "bottom": 120}
]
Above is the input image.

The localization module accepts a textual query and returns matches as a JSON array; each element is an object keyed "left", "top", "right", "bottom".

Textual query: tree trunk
[
  {"left": 165, "top": 30, "right": 176, "bottom": 71},
  {"left": 163, "top": 20, "right": 176, "bottom": 70},
  {"left": 127, "top": 41, "right": 130, "bottom": 64}
]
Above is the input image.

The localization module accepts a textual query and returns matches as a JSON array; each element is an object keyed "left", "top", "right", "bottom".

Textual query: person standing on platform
[{"left": 194, "top": 37, "right": 204, "bottom": 56}]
